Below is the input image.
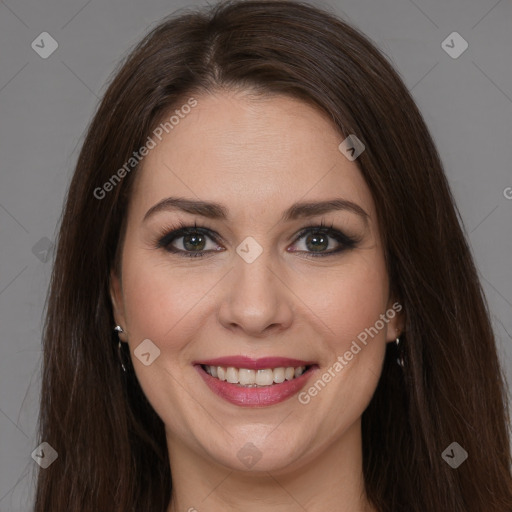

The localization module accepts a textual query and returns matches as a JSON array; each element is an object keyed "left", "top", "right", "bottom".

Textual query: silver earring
[
  {"left": 114, "top": 325, "right": 127, "bottom": 372},
  {"left": 395, "top": 336, "right": 405, "bottom": 367}
]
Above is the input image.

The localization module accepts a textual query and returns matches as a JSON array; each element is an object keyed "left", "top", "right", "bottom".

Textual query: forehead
[{"left": 129, "top": 91, "right": 374, "bottom": 224}]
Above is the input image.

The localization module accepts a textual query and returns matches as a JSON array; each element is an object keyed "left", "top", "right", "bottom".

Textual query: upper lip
[{"left": 193, "top": 356, "right": 316, "bottom": 370}]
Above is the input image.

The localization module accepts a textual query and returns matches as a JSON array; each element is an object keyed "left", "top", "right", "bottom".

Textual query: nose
[{"left": 217, "top": 248, "right": 294, "bottom": 337}]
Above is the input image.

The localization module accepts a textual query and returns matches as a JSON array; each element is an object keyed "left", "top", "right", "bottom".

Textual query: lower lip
[{"left": 195, "top": 364, "right": 318, "bottom": 407}]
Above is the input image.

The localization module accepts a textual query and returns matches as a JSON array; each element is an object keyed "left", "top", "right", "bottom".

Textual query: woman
[{"left": 34, "top": 0, "right": 512, "bottom": 510}]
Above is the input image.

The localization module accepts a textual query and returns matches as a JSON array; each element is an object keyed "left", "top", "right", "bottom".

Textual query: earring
[
  {"left": 114, "top": 325, "right": 127, "bottom": 372},
  {"left": 395, "top": 336, "right": 405, "bottom": 367}
]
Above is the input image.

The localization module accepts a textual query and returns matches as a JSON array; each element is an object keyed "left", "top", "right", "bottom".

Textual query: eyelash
[{"left": 154, "top": 219, "right": 359, "bottom": 259}]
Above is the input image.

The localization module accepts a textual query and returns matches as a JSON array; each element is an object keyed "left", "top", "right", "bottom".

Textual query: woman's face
[{"left": 110, "top": 90, "right": 402, "bottom": 472}]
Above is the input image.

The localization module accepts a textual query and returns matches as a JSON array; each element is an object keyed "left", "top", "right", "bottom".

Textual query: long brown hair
[{"left": 34, "top": 0, "right": 512, "bottom": 510}]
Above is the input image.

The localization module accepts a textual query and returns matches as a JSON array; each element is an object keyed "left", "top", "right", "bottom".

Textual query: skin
[{"left": 110, "top": 89, "right": 404, "bottom": 512}]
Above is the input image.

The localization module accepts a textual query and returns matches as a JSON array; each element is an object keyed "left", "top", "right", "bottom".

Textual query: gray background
[{"left": 0, "top": 0, "right": 511, "bottom": 510}]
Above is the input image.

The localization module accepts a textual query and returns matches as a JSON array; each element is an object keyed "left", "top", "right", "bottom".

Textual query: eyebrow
[{"left": 143, "top": 197, "right": 369, "bottom": 225}]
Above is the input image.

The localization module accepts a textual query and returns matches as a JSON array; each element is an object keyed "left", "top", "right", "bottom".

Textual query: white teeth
[
  {"left": 255, "top": 369, "right": 274, "bottom": 386},
  {"left": 239, "top": 368, "right": 256, "bottom": 385},
  {"left": 226, "top": 367, "right": 238, "bottom": 383},
  {"left": 273, "top": 367, "right": 285, "bottom": 383},
  {"left": 285, "top": 367, "right": 295, "bottom": 380},
  {"left": 202, "top": 365, "right": 308, "bottom": 386}
]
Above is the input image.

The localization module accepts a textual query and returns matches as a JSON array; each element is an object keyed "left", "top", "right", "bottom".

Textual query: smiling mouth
[{"left": 200, "top": 364, "right": 313, "bottom": 387}]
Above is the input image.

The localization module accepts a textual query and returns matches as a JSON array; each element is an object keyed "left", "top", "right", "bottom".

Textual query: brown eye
[
  {"left": 289, "top": 226, "right": 358, "bottom": 257},
  {"left": 156, "top": 222, "right": 358, "bottom": 259},
  {"left": 157, "top": 226, "right": 223, "bottom": 258},
  {"left": 303, "top": 231, "right": 330, "bottom": 252},
  {"left": 180, "top": 232, "right": 207, "bottom": 252}
]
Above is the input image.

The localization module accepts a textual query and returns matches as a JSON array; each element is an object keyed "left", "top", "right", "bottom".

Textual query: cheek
[
  {"left": 120, "top": 256, "right": 198, "bottom": 427},
  {"left": 299, "top": 263, "right": 389, "bottom": 436},
  {"left": 300, "top": 255, "right": 389, "bottom": 346},
  {"left": 121, "top": 254, "right": 210, "bottom": 345},
  {"left": 123, "top": 268, "right": 177, "bottom": 341}
]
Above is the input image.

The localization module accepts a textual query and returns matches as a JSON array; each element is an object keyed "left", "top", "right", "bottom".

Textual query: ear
[
  {"left": 109, "top": 268, "right": 128, "bottom": 343},
  {"left": 384, "top": 297, "right": 405, "bottom": 343}
]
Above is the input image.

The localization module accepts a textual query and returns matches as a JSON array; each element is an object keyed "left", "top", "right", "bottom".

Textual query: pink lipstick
[{"left": 193, "top": 356, "right": 318, "bottom": 407}]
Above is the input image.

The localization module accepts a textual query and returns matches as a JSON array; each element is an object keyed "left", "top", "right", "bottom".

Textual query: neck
[{"left": 166, "top": 420, "right": 377, "bottom": 512}]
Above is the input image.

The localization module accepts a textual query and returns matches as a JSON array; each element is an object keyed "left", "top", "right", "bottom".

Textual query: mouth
[
  {"left": 200, "top": 364, "right": 312, "bottom": 387},
  {"left": 194, "top": 357, "right": 319, "bottom": 407}
]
